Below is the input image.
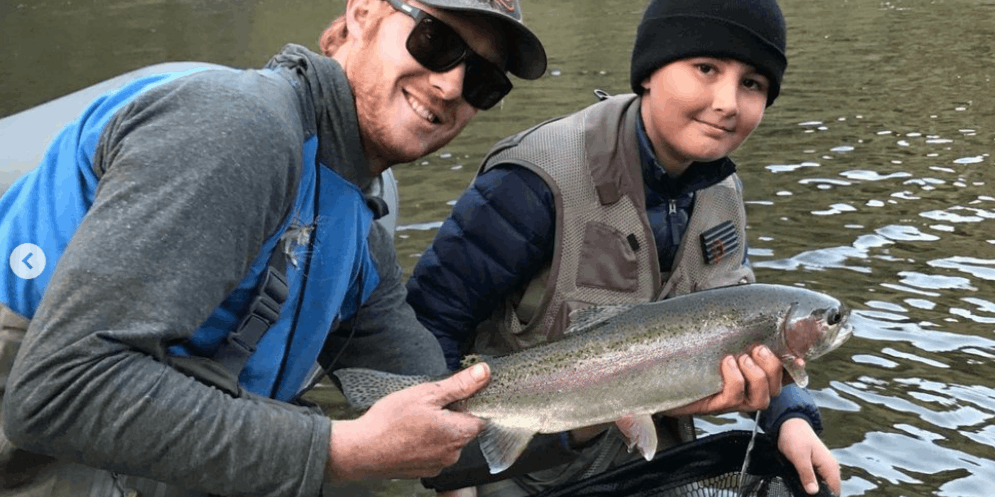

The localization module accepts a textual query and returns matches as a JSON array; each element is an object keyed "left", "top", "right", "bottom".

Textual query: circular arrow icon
[{"left": 10, "top": 243, "right": 46, "bottom": 280}]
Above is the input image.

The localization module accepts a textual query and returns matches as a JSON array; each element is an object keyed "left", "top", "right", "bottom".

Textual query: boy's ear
[{"left": 641, "top": 76, "right": 651, "bottom": 93}]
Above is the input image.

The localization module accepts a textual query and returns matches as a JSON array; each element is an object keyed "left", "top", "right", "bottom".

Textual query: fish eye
[{"left": 827, "top": 309, "right": 842, "bottom": 325}]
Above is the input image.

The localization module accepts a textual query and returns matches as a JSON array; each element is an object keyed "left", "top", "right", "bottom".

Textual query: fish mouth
[
  {"left": 808, "top": 306, "right": 853, "bottom": 359},
  {"left": 831, "top": 321, "right": 854, "bottom": 349}
]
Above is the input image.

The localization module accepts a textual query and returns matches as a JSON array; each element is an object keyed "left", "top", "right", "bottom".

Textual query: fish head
[{"left": 781, "top": 294, "right": 853, "bottom": 362}]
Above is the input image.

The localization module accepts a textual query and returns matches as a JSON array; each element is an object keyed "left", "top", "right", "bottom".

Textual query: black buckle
[
  {"left": 258, "top": 266, "right": 289, "bottom": 303},
  {"left": 223, "top": 266, "right": 289, "bottom": 352}
]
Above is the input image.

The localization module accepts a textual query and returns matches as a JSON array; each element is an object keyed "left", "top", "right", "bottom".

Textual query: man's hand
[
  {"left": 666, "top": 345, "right": 787, "bottom": 416},
  {"left": 326, "top": 363, "right": 491, "bottom": 482},
  {"left": 777, "top": 418, "right": 841, "bottom": 495}
]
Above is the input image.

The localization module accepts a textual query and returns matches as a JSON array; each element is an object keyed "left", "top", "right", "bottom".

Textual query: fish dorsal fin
[
  {"left": 615, "top": 413, "right": 658, "bottom": 461},
  {"left": 566, "top": 304, "right": 636, "bottom": 335},
  {"left": 332, "top": 368, "right": 431, "bottom": 409},
  {"left": 460, "top": 353, "right": 494, "bottom": 369},
  {"left": 479, "top": 421, "right": 536, "bottom": 474}
]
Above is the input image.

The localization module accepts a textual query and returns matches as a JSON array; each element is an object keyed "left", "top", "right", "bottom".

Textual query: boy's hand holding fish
[
  {"left": 665, "top": 344, "right": 792, "bottom": 417},
  {"left": 566, "top": 344, "right": 789, "bottom": 447}
]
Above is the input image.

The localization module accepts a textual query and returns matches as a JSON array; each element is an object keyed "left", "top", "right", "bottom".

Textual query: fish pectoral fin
[
  {"left": 614, "top": 413, "right": 657, "bottom": 461},
  {"left": 478, "top": 421, "right": 536, "bottom": 475},
  {"left": 783, "top": 360, "right": 809, "bottom": 388}
]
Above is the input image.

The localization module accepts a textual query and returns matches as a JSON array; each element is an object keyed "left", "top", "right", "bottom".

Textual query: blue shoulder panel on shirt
[{"left": 0, "top": 66, "right": 223, "bottom": 318}]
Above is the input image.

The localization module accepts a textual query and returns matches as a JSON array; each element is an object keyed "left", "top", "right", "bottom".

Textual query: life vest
[{"left": 0, "top": 66, "right": 380, "bottom": 403}]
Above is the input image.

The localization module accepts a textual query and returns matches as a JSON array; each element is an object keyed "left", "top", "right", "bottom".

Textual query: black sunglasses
[{"left": 385, "top": 0, "right": 512, "bottom": 110}]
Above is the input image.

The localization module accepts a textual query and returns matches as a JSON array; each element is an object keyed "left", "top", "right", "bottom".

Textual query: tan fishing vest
[{"left": 473, "top": 93, "right": 755, "bottom": 356}]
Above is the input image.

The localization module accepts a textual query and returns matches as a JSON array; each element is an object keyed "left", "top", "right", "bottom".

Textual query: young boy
[{"left": 408, "top": 0, "right": 842, "bottom": 495}]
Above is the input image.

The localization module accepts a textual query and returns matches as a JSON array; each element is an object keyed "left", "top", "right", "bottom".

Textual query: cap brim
[
  {"left": 501, "top": 20, "right": 547, "bottom": 80},
  {"left": 418, "top": 1, "right": 548, "bottom": 80}
]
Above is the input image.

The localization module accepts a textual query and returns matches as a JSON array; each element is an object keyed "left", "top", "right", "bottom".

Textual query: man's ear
[
  {"left": 319, "top": 17, "right": 346, "bottom": 56},
  {"left": 641, "top": 76, "right": 651, "bottom": 93},
  {"left": 344, "top": 0, "right": 376, "bottom": 42}
]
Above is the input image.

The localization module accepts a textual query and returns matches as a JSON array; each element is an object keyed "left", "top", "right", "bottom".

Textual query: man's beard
[{"left": 351, "top": 68, "right": 434, "bottom": 170}]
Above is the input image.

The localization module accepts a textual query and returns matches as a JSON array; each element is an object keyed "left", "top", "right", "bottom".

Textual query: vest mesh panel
[
  {"left": 485, "top": 100, "right": 656, "bottom": 348},
  {"left": 665, "top": 177, "right": 754, "bottom": 298}
]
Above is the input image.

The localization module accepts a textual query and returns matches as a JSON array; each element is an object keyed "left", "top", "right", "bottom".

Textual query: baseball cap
[{"left": 418, "top": 0, "right": 548, "bottom": 80}]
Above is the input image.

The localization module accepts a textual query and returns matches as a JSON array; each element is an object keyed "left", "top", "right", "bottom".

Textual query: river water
[{"left": 2, "top": 0, "right": 993, "bottom": 496}]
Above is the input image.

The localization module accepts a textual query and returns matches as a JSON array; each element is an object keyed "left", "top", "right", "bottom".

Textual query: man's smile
[{"left": 405, "top": 90, "right": 441, "bottom": 124}]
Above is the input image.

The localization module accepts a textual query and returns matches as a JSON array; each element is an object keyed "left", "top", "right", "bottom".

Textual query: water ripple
[
  {"left": 840, "top": 170, "right": 913, "bottom": 181},
  {"left": 928, "top": 257, "right": 995, "bottom": 281},
  {"left": 920, "top": 208, "right": 987, "bottom": 223},
  {"left": 875, "top": 225, "right": 941, "bottom": 242},
  {"left": 836, "top": 429, "right": 994, "bottom": 491},
  {"left": 897, "top": 271, "right": 976, "bottom": 291},
  {"left": 849, "top": 311, "right": 995, "bottom": 352},
  {"left": 953, "top": 155, "right": 985, "bottom": 164},
  {"left": 766, "top": 161, "right": 820, "bottom": 173},
  {"left": 396, "top": 221, "right": 444, "bottom": 232},
  {"left": 813, "top": 203, "right": 858, "bottom": 216},
  {"left": 752, "top": 246, "right": 871, "bottom": 273}
]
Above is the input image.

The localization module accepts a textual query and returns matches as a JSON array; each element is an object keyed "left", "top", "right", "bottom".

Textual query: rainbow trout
[{"left": 333, "top": 283, "right": 853, "bottom": 474}]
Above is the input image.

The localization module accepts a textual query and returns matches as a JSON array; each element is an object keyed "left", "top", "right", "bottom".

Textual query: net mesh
[{"left": 531, "top": 430, "right": 836, "bottom": 497}]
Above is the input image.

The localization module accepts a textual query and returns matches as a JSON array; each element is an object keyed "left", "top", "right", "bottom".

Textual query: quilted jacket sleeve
[{"left": 406, "top": 165, "right": 556, "bottom": 371}]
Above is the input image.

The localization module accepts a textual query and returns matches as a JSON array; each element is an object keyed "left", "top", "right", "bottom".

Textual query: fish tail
[{"left": 331, "top": 368, "right": 432, "bottom": 409}]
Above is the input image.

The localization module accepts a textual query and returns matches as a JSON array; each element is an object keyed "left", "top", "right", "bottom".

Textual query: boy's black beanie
[{"left": 630, "top": 0, "right": 787, "bottom": 107}]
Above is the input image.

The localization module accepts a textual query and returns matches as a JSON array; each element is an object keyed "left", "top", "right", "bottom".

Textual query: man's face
[
  {"left": 343, "top": 0, "right": 507, "bottom": 173},
  {"left": 640, "top": 57, "right": 768, "bottom": 177}
]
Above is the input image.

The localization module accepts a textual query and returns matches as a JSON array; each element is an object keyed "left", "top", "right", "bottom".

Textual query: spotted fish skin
[{"left": 333, "top": 283, "right": 853, "bottom": 474}]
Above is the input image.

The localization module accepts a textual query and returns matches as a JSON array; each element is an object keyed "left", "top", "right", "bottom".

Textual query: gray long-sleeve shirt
[{"left": 2, "top": 44, "right": 447, "bottom": 497}]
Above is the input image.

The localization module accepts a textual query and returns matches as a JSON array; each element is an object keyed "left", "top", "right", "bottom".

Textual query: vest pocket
[{"left": 576, "top": 222, "right": 639, "bottom": 293}]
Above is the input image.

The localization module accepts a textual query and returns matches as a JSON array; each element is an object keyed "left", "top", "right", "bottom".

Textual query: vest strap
[{"left": 213, "top": 248, "right": 289, "bottom": 378}]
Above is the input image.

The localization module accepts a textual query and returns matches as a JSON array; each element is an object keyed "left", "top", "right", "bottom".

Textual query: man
[
  {"left": 408, "top": 0, "right": 840, "bottom": 495},
  {"left": 0, "top": 0, "right": 546, "bottom": 496}
]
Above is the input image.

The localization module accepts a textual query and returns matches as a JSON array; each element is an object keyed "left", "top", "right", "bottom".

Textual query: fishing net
[{"left": 530, "top": 430, "right": 836, "bottom": 497}]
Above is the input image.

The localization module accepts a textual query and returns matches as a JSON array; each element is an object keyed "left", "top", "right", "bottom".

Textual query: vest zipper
[{"left": 668, "top": 199, "right": 681, "bottom": 247}]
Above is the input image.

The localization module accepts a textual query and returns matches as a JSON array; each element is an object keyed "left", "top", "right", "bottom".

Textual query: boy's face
[{"left": 639, "top": 57, "right": 769, "bottom": 177}]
